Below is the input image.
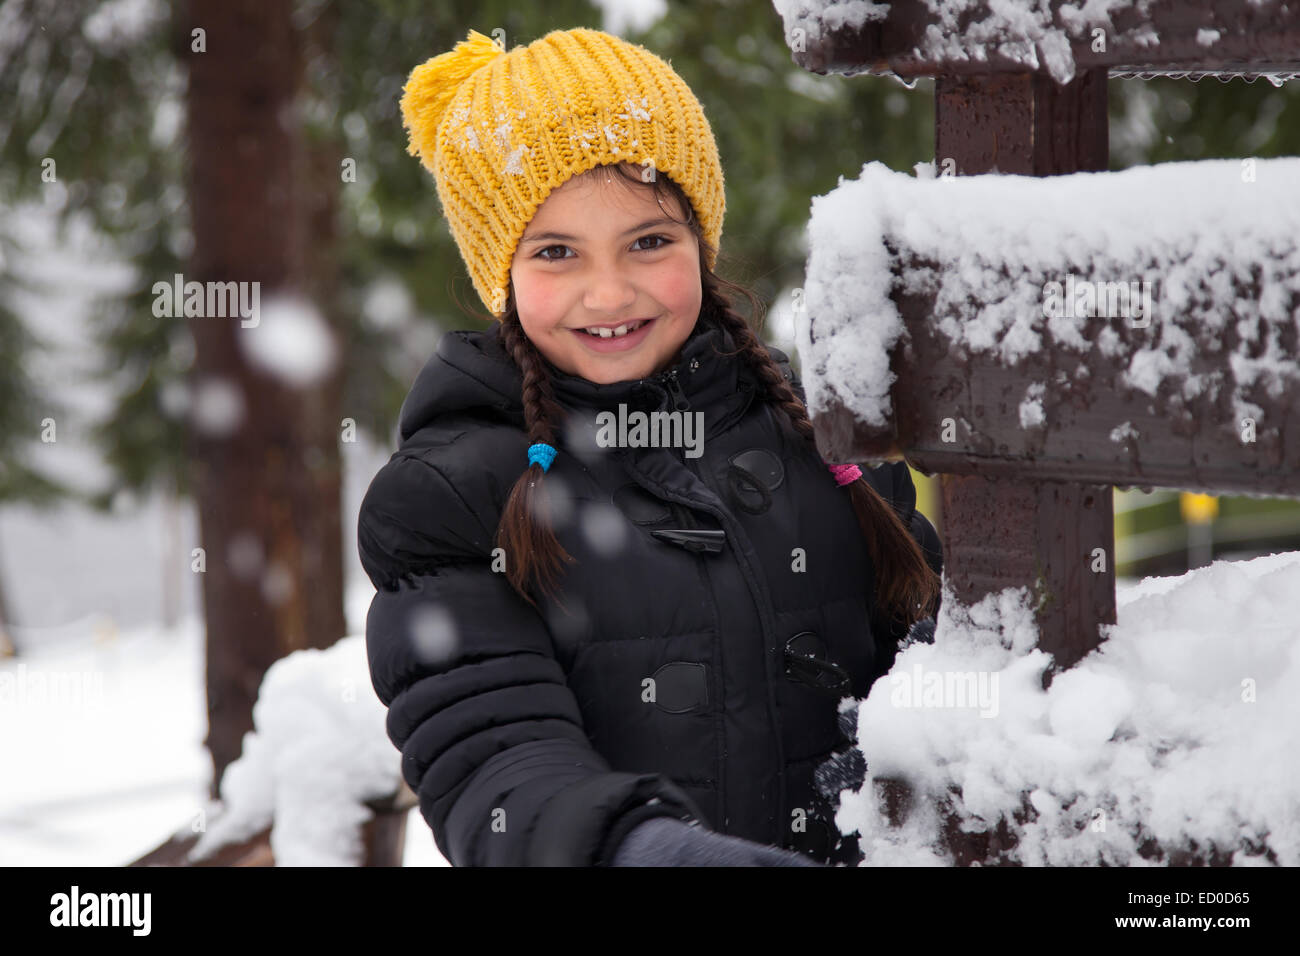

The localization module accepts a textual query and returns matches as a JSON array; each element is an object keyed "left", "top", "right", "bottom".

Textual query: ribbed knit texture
[{"left": 400, "top": 27, "right": 726, "bottom": 319}]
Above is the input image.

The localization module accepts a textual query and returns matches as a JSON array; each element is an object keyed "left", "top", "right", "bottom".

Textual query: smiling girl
[
  {"left": 359, "top": 26, "right": 943, "bottom": 867},
  {"left": 511, "top": 169, "right": 701, "bottom": 386}
]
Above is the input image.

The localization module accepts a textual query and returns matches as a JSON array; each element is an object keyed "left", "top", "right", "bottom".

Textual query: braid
[
  {"left": 702, "top": 282, "right": 941, "bottom": 629},
  {"left": 703, "top": 291, "right": 817, "bottom": 444},
  {"left": 495, "top": 311, "right": 575, "bottom": 613},
  {"left": 498, "top": 315, "right": 568, "bottom": 439}
]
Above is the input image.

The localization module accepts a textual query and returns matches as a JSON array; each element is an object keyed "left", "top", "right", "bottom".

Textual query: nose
[{"left": 582, "top": 267, "right": 637, "bottom": 315}]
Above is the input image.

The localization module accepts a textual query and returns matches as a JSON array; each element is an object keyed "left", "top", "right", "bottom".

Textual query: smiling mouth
[{"left": 576, "top": 318, "right": 654, "bottom": 339}]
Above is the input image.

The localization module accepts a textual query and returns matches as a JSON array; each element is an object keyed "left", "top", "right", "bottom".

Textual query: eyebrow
[{"left": 519, "top": 217, "right": 681, "bottom": 244}]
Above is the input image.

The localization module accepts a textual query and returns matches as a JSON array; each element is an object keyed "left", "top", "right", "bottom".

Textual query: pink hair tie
[{"left": 828, "top": 463, "right": 861, "bottom": 487}]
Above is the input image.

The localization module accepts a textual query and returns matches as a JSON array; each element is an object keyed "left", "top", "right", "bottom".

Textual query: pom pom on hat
[{"left": 400, "top": 30, "right": 506, "bottom": 171}]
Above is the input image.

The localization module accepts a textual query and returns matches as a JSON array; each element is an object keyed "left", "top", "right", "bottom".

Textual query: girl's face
[{"left": 509, "top": 168, "right": 702, "bottom": 385}]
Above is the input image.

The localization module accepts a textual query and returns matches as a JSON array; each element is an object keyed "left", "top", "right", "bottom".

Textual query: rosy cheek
[
  {"left": 653, "top": 258, "right": 701, "bottom": 314},
  {"left": 512, "top": 267, "right": 564, "bottom": 328}
]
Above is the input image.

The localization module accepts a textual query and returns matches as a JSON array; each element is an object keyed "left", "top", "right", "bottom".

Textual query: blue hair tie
[{"left": 528, "top": 442, "right": 557, "bottom": 473}]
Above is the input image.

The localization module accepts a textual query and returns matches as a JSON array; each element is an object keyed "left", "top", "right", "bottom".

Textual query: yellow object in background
[
  {"left": 1180, "top": 492, "right": 1219, "bottom": 525},
  {"left": 910, "top": 465, "right": 939, "bottom": 531}
]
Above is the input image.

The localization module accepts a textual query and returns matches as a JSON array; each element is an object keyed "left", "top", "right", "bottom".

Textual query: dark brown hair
[{"left": 459, "top": 162, "right": 939, "bottom": 632}]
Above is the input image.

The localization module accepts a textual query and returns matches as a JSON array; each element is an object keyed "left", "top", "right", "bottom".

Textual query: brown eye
[
  {"left": 635, "top": 234, "right": 672, "bottom": 251},
  {"left": 534, "top": 245, "right": 572, "bottom": 261}
]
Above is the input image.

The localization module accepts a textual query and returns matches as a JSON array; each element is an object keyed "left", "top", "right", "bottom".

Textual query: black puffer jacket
[{"left": 358, "top": 313, "right": 943, "bottom": 866}]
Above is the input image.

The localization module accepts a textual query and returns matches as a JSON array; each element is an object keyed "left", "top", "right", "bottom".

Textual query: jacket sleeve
[{"left": 358, "top": 449, "right": 705, "bottom": 866}]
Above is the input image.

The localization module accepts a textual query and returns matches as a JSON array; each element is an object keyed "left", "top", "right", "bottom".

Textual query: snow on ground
[
  {"left": 839, "top": 549, "right": 1300, "bottom": 866},
  {"left": 0, "top": 577, "right": 449, "bottom": 867},
  {"left": 0, "top": 612, "right": 210, "bottom": 866},
  {"left": 0, "top": 386, "right": 443, "bottom": 866}
]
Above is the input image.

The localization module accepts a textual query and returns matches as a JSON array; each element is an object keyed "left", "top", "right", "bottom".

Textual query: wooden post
[{"left": 934, "top": 69, "right": 1114, "bottom": 678}]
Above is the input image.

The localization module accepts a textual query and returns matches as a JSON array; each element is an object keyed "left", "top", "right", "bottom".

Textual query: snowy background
[
  {"left": 3, "top": 194, "right": 1298, "bottom": 869},
  {"left": 0, "top": 200, "right": 446, "bottom": 866},
  {"left": 4, "top": 0, "right": 1297, "bottom": 868}
]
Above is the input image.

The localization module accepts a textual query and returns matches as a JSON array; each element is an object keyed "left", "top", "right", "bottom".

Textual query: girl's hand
[
  {"left": 904, "top": 616, "right": 937, "bottom": 646},
  {"left": 610, "top": 816, "right": 825, "bottom": 867}
]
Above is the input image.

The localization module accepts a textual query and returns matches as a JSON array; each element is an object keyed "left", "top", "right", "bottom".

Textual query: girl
[{"left": 359, "top": 26, "right": 943, "bottom": 867}]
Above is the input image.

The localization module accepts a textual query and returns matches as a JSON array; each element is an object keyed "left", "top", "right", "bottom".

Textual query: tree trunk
[{"left": 184, "top": 0, "right": 346, "bottom": 800}]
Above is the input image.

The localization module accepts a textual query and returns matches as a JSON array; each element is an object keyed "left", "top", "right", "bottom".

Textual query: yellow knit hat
[{"left": 400, "top": 27, "right": 726, "bottom": 319}]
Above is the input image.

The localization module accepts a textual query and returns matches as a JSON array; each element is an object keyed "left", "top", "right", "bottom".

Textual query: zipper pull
[{"left": 663, "top": 368, "right": 691, "bottom": 412}]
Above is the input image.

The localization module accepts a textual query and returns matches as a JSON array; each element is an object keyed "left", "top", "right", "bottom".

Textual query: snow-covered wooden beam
[
  {"left": 780, "top": 0, "right": 1298, "bottom": 869},
  {"left": 796, "top": 157, "right": 1300, "bottom": 498},
  {"left": 127, "top": 636, "right": 415, "bottom": 867},
  {"left": 773, "top": 0, "right": 1300, "bottom": 85}
]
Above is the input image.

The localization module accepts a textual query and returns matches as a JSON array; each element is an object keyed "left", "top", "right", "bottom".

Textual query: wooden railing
[{"left": 785, "top": 0, "right": 1300, "bottom": 866}]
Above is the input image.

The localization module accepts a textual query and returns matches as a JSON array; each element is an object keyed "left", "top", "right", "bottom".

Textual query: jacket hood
[{"left": 397, "top": 312, "right": 792, "bottom": 443}]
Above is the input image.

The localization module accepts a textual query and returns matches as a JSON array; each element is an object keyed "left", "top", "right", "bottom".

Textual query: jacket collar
[
  {"left": 398, "top": 311, "right": 788, "bottom": 443},
  {"left": 541, "top": 312, "right": 743, "bottom": 416}
]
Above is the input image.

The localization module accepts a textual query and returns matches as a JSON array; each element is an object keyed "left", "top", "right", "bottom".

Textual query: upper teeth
[{"left": 584, "top": 320, "right": 646, "bottom": 338}]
